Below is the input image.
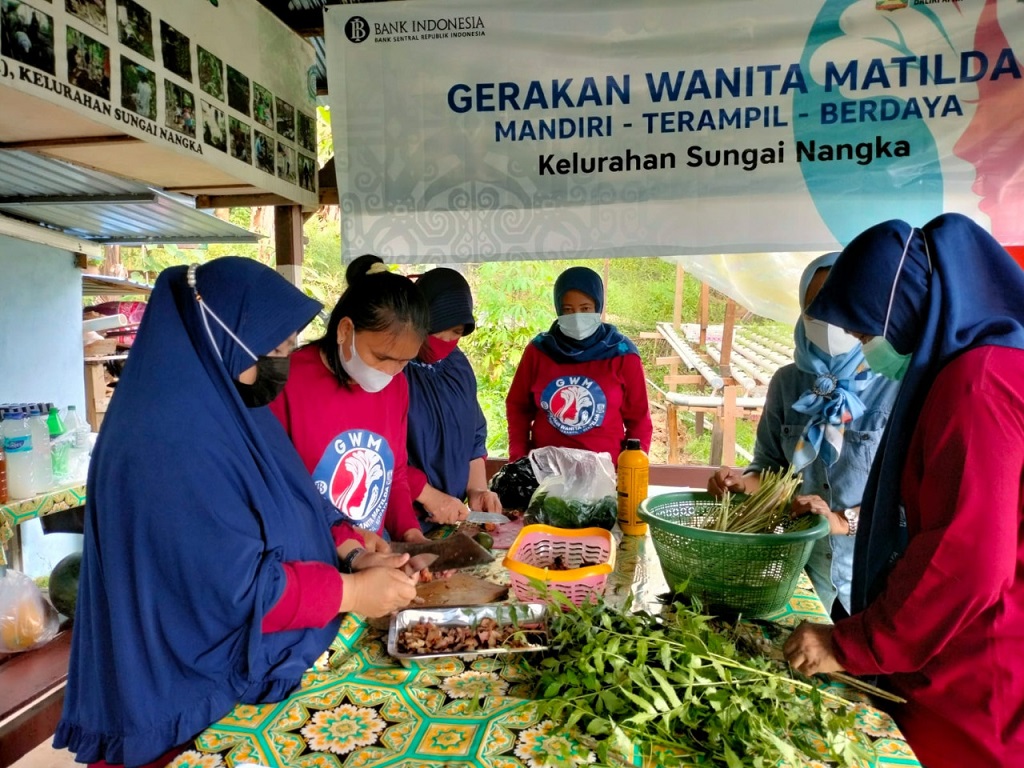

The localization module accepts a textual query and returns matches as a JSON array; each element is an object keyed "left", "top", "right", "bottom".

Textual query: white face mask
[
  {"left": 557, "top": 312, "right": 602, "bottom": 341},
  {"left": 803, "top": 317, "right": 859, "bottom": 357},
  {"left": 339, "top": 332, "right": 394, "bottom": 393}
]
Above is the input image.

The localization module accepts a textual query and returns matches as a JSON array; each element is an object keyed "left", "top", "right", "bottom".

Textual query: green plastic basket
[{"left": 637, "top": 491, "right": 830, "bottom": 618}]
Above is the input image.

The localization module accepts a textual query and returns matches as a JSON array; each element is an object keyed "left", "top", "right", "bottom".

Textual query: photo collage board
[{"left": 0, "top": 0, "right": 319, "bottom": 203}]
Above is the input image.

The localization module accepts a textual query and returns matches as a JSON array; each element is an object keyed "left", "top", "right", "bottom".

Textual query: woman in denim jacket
[{"left": 707, "top": 252, "right": 899, "bottom": 618}]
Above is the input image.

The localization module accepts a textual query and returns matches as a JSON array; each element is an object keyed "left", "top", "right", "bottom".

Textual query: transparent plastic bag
[
  {"left": 525, "top": 447, "right": 618, "bottom": 530},
  {"left": 0, "top": 568, "right": 60, "bottom": 653}
]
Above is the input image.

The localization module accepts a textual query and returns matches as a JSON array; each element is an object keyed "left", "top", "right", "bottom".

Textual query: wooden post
[
  {"left": 667, "top": 404, "right": 679, "bottom": 464},
  {"left": 720, "top": 298, "right": 736, "bottom": 376},
  {"left": 698, "top": 282, "right": 710, "bottom": 348},
  {"left": 721, "top": 386, "right": 738, "bottom": 466},
  {"left": 695, "top": 281, "right": 710, "bottom": 437},
  {"left": 274, "top": 205, "right": 304, "bottom": 287},
  {"left": 673, "top": 263, "right": 685, "bottom": 330}
]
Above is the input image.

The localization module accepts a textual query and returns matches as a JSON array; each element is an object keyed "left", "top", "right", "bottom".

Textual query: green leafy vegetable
[
  {"left": 528, "top": 588, "right": 876, "bottom": 767},
  {"left": 526, "top": 490, "right": 617, "bottom": 530}
]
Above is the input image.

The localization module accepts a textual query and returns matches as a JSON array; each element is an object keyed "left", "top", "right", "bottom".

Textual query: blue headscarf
[
  {"left": 808, "top": 214, "right": 1024, "bottom": 612},
  {"left": 789, "top": 252, "right": 874, "bottom": 472},
  {"left": 532, "top": 266, "right": 639, "bottom": 364},
  {"left": 406, "top": 267, "right": 486, "bottom": 500},
  {"left": 55, "top": 258, "right": 339, "bottom": 767}
]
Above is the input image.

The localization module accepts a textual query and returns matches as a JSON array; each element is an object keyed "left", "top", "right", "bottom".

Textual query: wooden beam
[
  {"left": 195, "top": 193, "right": 296, "bottom": 208},
  {"left": 274, "top": 205, "right": 304, "bottom": 287},
  {"left": 0, "top": 135, "right": 141, "bottom": 150},
  {"left": 663, "top": 374, "right": 706, "bottom": 386}
]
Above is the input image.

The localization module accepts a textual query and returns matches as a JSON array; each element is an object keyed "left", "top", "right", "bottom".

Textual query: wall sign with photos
[{"left": 0, "top": 0, "right": 319, "bottom": 205}]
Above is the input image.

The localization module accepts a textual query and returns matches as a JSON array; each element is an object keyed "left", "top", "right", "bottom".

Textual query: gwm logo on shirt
[
  {"left": 541, "top": 376, "right": 607, "bottom": 435},
  {"left": 313, "top": 429, "right": 394, "bottom": 530}
]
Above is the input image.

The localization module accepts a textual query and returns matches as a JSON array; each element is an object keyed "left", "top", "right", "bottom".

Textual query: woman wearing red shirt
[
  {"left": 784, "top": 214, "right": 1024, "bottom": 767},
  {"left": 272, "top": 260, "right": 430, "bottom": 544},
  {"left": 505, "top": 266, "right": 652, "bottom": 464}
]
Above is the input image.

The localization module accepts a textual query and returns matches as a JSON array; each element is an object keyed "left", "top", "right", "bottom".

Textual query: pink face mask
[{"left": 422, "top": 335, "right": 459, "bottom": 363}]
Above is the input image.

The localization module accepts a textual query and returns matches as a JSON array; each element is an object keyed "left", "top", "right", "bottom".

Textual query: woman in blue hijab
[
  {"left": 405, "top": 267, "right": 501, "bottom": 524},
  {"left": 506, "top": 266, "right": 652, "bottom": 465},
  {"left": 784, "top": 214, "right": 1024, "bottom": 767},
  {"left": 54, "top": 258, "right": 417, "bottom": 768},
  {"left": 707, "top": 252, "right": 898, "bottom": 617}
]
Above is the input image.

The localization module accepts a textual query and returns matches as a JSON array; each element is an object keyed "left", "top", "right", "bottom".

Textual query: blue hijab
[
  {"left": 808, "top": 214, "right": 1024, "bottom": 612},
  {"left": 789, "top": 252, "right": 874, "bottom": 472},
  {"left": 532, "top": 266, "right": 639, "bottom": 364},
  {"left": 55, "top": 258, "right": 340, "bottom": 767},
  {"left": 406, "top": 268, "right": 487, "bottom": 500}
]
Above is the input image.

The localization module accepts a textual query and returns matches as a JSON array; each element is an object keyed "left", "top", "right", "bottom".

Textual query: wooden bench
[{"left": 0, "top": 629, "right": 72, "bottom": 767}]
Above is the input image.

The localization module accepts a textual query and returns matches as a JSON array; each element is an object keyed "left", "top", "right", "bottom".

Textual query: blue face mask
[
  {"left": 861, "top": 336, "right": 910, "bottom": 381},
  {"left": 557, "top": 312, "right": 602, "bottom": 340}
]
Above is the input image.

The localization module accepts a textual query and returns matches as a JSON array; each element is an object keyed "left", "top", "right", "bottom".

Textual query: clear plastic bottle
[
  {"left": 3, "top": 413, "right": 36, "bottom": 500},
  {"left": 63, "top": 406, "right": 90, "bottom": 482},
  {"left": 47, "top": 406, "right": 69, "bottom": 485},
  {"left": 0, "top": 419, "right": 8, "bottom": 504},
  {"left": 26, "top": 406, "right": 53, "bottom": 493}
]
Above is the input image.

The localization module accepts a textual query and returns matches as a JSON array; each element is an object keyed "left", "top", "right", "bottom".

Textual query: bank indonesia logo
[
  {"left": 346, "top": 16, "right": 370, "bottom": 43},
  {"left": 541, "top": 377, "right": 607, "bottom": 436}
]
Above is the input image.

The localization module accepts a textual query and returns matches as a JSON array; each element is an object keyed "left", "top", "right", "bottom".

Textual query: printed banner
[
  {"left": 1, "top": 0, "right": 319, "bottom": 205},
  {"left": 325, "top": 0, "right": 1024, "bottom": 263}
]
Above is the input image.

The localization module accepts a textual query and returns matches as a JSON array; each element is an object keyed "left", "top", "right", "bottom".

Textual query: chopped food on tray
[{"left": 397, "top": 617, "right": 544, "bottom": 655}]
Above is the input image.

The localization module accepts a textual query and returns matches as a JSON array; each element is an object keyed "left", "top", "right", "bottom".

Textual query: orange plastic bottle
[{"left": 617, "top": 439, "right": 649, "bottom": 535}]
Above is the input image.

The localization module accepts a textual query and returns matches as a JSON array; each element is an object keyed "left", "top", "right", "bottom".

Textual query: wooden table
[{"left": 166, "top": 525, "right": 921, "bottom": 768}]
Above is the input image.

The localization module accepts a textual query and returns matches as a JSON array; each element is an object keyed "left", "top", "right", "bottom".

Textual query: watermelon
[{"left": 49, "top": 552, "right": 82, "bottom": 620}]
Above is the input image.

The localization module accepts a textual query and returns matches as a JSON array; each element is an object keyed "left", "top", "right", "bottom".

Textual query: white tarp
[{"left": 326, "top": 0, "right": 1024, "bottom": 267}]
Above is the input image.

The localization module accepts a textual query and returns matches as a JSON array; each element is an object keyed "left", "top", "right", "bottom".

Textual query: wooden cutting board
[{"left": 415, "top": 572, "right": 508, "bottom": 607}]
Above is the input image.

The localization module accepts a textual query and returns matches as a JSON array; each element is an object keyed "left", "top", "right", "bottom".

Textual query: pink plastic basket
[{"left": 502, "top": 525, "right": 616, "bottom": 606}]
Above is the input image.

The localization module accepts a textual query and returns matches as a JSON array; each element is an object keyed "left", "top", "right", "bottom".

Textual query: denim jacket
[{"left": 746, "top": 363, "right": 899, "bottom": 613}]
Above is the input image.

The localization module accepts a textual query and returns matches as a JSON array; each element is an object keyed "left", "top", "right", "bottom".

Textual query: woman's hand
[
  {"left": 467, "top": 488, "right": 503, "bottom": 514},
  {"left": 402, "top": 527, "right": 430, "bottom": 544},
  {"left": 340, "top": 568, "right": 418, "bottom": 618},
  {"left": 360, "top": 528, "right": 392, "bottom": 554},
  {"left": 790, "top": 495, "right": 848, "bottom": 535},
  {"left": 420, "top": 486, "right": 469, "bottom": 525},
  {"left": 351, "top": 550, "right": 410, "bottom": 572},
  {"left": 783, "top": 622, "right": 844, "bottom": 676},
  {"left": 707, "top": 467, "right": 749, "bottom": 497}
]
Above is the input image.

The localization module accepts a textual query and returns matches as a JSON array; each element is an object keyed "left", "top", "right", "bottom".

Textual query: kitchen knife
[
  {"left": 466, "top": 511, "right": 511, "bottom": 525},
  {"left": 391, "top": 532, "right": 495, "bottom": 571}
]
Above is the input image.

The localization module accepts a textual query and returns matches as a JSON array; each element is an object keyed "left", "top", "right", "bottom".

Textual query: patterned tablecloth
[
  {"left": 0, "top": 485, "right": 88, "bottom": 565},
  {"left": 168, "top": 532, "right": 921, "bottom": 768}
]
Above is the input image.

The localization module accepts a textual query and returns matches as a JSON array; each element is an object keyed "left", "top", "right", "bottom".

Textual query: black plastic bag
[{"left": 488, "top": 457, "right": 538, "bottom": 512}]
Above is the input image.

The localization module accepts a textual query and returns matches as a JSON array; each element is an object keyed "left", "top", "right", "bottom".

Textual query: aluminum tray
[{"left": 387, "top": 602, "right": 549, "bottom": 662}]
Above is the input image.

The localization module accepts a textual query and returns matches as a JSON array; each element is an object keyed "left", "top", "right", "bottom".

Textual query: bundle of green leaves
[{"left": 531, "top": 590, "right": 875, "bottom": 767}]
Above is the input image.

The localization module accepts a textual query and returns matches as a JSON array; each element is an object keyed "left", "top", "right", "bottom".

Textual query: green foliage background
[{"left": 108, "top": 165, "right": 782, "bottom": 464}]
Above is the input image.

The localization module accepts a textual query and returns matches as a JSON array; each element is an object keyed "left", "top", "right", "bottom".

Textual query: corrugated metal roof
[
  {"left": 0, "top": 151, "right": 259, "bottom": 245},
  {"left": 82, "top": 274, "right": 153, "bottom": 297}
]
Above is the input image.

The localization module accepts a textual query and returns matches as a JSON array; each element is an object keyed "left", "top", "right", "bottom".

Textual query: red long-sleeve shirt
[
  {"left": 833, "top": 346, "right": 1024, "bottom": 767},
  {"left": 270, "top": 345, "right": 421, "bottom": 541},
  {"left": 505, "top": 344, "right": 652, "bottom": 463},
  {"left": 262, "top": 523, "right": 364, "bottom": 632}
]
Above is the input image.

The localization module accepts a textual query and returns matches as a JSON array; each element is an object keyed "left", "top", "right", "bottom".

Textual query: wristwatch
[
  {"left": 843, "top": 508, "right": 859, "bottom": 537},
  {"left": 340, "top": 546, "right": 366, "bottom": 573}
]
